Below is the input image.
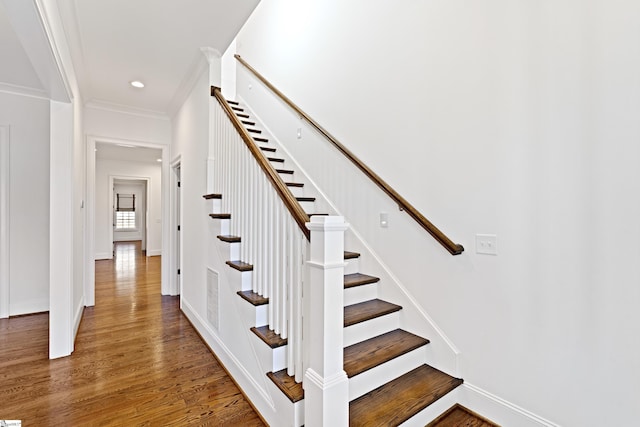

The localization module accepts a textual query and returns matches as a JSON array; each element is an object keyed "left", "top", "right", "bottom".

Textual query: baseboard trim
[
  {"left": 73, "top": 298, "right": 84, "bottom": 340},
  {"left": 181, "top": 299, "right": 276, "bottom": 419},
  {"left": 460, "top": 383, "right": 560, "bottom": 427},
  {"left": 146, "top": 249, "right": 162, "bottom": 257},
  {"left": 95, "top": 252, "right": 112, "bottom": 260}
]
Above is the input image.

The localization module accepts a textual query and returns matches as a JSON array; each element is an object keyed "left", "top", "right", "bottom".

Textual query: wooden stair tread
[
  {"left": 267, "top": 369, "right": 304, "bottom": 403},
  {"left": 241, "top": 120, "right": 255, "bottom": 126},
  {"left": 209, "top": 213, "right": 231, "bottom": 219},
  {"left": 226, "top": 100, "right": 239, "bottom": 105},
  {"left": 427, "top": 404, "right": 499, "bottom": 427},
  {"left": 344, "top": 251, "right": 360, "bottom": 259},
  {"left": 344, "top": 273, "right": 380, "bottom": 289},
  {"left": 276, "top": 169, "right": 294, "bottom": 174},
  {"left": 237, "top": 113, "right": 250, "bottom": 118},
  {"left": 344, "top": 299, "right": 402, "bottom": 327},
  {"left": 225, "top": 260, "right": 253, "bottom": 272},
  {"left": 247, "top": 128, "right": 262, "bottom": 134},
  {"left": 268, "top": 157, "right": 284, "bottom": 162},
  {"left": 296, "top": 197, "right": 316, "bottom": 202},
  {"left": 260, "top": 146, "right": 276, "bottom": 152},
  {"left": 344, "top": 329, "right": 429, "bottom": 378},
  {"left": 286, "top": 182, "right": 304, "bottom": 188},
  {"left": 349, "top": 364, "right": 463, "bottom": 426},
  {"left": 202, "top": 193, "right": 222, "bottom": 200},
  {"left": 231, "top": 106, "right": 244, "bottom": 112},
  {"left": 251, "top": 326, "right": 288, "bottom": 348},
  {"left": 217, "top": 235, "right": 240, "bottom": 243},
  {"left": 254, "top": 137, "right": 268, "bottom": 143},
  {"left": 237, "top": 290, "right": 269, "bottom": 306}
]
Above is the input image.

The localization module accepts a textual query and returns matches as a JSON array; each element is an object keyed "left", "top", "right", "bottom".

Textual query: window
[
  {"left": 115, "top": 193, "right": 136, "bottom": 230},
  {"left": 116, "top": 211, "right": 136, "bottom": 229}
]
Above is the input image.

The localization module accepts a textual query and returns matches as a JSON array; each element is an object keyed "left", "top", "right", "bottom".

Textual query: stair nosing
[
  {"left": 225, "top": 260, "right": 253, "bottom": 272},
  {"left": 251, "top": 326, "right": 288, "bottom": 349},
  {"left": 217, "top": 235, "right": 241, "bottom": 243},
  {"left": 344, "top": 299, "right": 402, "bottom": 327},
  {"left": 344, "top": 273, "right": 380, "bottom": 289},
  {"left": 237, "top": 290, "right": 269, "bottom": 306}
]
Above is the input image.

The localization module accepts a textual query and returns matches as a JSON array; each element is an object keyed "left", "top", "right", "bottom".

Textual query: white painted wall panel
[
  {"left": 0, "top": 92, "right": 50, "bottom": 315},
  {"left": 237, "top": 1, "right": 640, "bottom": 426},
  {"left": 85, "top": 106, "right": 171, "bottom": 146}
]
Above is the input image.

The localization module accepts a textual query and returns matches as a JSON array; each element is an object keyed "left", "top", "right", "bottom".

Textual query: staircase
[{"left": 204, "top": 99, "right": 464, "bottom": 425}]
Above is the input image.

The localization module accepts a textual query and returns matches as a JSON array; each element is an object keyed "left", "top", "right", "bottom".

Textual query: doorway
[
  {"left": 111, "top": 178, "right": 149, "bottom": 255},
  {"left": 170, "top": 159, "right": 182, "bottom": 296}
]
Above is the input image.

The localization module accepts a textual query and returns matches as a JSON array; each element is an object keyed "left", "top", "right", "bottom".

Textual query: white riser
[
  {"left": 207, "top": 198, "right": 221, "bottom": 213},
  {"left": 298, "top": 200, "right": 315, "bottom": 213},
  {"left": 265, "top": 378, "right": 305, "bottom": 427},
  {"left": 344, "top": 311, "right": 399, "bottom": 347},
  {"left": 250, "top": 333, "right": 288, "bottom": 373},
  {"left": 343, "top": 283, "right": 377, "bottom": 306},
  {"left": 343, "top": 257, "right": 360, "bottom": 275},
  {"left": 210, "top": 217, "right": 230, "bottom": 236},
  {"left": 287, "top": 185, "right": 305, "bottom": 198},
  {"left": 349, "top": 346, "right": 426, "bottom": 401},
  {"left": 238, "top": 298, "right": 268, "bottom": 327},
  {"left": 215, "top": 239, "right": 240, "bottom": 261}
]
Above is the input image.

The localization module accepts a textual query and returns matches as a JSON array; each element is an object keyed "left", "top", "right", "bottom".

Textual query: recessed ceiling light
[
  {"left": 156, "top": 158, "right": 162, "bottom": 162},
  {"left": 130, "top": 80, "right": 145, "bottom": 88}
]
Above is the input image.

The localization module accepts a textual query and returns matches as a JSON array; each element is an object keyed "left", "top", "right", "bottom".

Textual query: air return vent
[{"left": 207, "top": 268, "right": 219, "bottom": 330}]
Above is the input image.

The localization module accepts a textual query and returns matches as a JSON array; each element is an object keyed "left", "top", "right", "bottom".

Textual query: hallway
[{"left": 0, "top": 241, "right": 265, "bottom": 425}]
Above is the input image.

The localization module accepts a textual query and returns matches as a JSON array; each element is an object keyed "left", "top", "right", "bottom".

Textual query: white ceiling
[{"left": 0, "top": 0, "right": 259, "bottom": 114}]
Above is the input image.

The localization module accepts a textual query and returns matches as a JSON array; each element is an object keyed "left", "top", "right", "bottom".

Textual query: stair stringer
[
  {"left": 183, "top": 215, "right": 301, "bottom": 426},
  {"left": 235, "top": 94, "right": 461, "bottom": 378}
]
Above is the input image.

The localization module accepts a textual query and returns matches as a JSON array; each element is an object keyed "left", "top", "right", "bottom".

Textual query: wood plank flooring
[{"left": 0, "top": 241, "right": 265, "bottom": 426}]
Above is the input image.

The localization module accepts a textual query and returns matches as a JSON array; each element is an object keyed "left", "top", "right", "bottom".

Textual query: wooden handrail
[
  {"left": 211, "top": 86, "right": 311, "bottom": 240},
  {"left": 234, "top": 55, "right": 464, "bottom": 255}
]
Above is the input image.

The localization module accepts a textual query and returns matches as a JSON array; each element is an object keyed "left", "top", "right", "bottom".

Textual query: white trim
[
  {"left": 73, "top": 297, "right": 84, "bottom": 337},
  {"left": 0, "top": 82, "right": 48, "bottom": 100},
  {"left": 85, "top": 100, "right": 170, "bottom": 121},
  {"left": 86, "top": 135, "right": 170, "bottom": 298},
  {"left": 146, "top": 249, "right": 162, "bottom": 257},
  {"left": 460, "top": 383, "right": 561, "bottom": 427},
  {"left": 169, "top": 156, "right": 182, "bottom": 296},
  {"left": 94, "top": 252, "right": 111, "bottom": 260},
  {"left": 84, "top": 136, "right": 96, "bottom": 305},
  {"left": 0, "top": 126, "right": 10, "bottom": 318}
]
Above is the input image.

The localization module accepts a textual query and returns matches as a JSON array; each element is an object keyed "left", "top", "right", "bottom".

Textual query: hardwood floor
[{"left": 0, "top": 241, "right": 265, "bottom": 426}]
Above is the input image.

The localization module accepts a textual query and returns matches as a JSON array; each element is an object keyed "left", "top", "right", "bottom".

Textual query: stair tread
[
  {"left": 227, "top": 100, "right": 239, "bottom": 105},
  {"left": 237, "top": 290, "right": 269, "bottom": 306},
  {"left": 217, "top": 235, "right": 240, "bottom": 243},
  {"left": 344, "top": 273, "right": 380, "bottom": 289},
  {"left": 209, "top": 213, "right": 231, "bottom": 219},
  {"left": 237, "top": 113, "right": 250, "bottom": 118},
  {"left": 276, "top": 169, "right": 294, "bottom": 174},
  {"left": 349, "top": 364, "right": 463, "bottom": 426},
  {"left": 254, "top": 137, "right": 268, "bottom": 143},
  {"left": 247, "top": 128, "right": 262, "bottom": 134},
  {"left": 344, "top": 329, "right": 429, "bottom": 378},
  {"left": 268, "top": 157, "right": 285, "bottom": 162},
  {"left": 202, "top": 193, "right": 222, "bottom": 200},
  {"left": 226, "top": 260, "right": 253, "bottom": 272},
  {"left": 241, "top": 120, "right": 255, "bottom": 126},
  {"left": 260, "top": 146, "right": 276, "bottom": 152},
  {"left": 251, "top": 326, "right": 288, "bottom": 348},
  {"left": 344, "top": 299, "right": 402, "bottom": 327},
  {"left": 296, "top": 197, "right": 316, "bottom": 202},
  {"left": 231, "top": 106, "right": 244, "bottom": 112},
  {"left": 427, "top": 404, "right": 499, "bottom": 427},
  {"left": 267, "top": 369, "right": 304, "bottom": 403},
  {"left": 344, "top": 251, "right": 361, "bottom": 259},
  {"left": 286, "top": 182, "right": 304, "bottom": 188}
]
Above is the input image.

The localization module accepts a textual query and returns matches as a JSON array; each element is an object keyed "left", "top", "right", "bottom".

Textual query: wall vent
[{"left": 207, "top": 268, "right": 219, "bottom": 331}]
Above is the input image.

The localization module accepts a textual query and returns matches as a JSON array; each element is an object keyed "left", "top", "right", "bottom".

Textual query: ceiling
[{"left": 0, "top": 0, "right": 260, "bottom": 115}]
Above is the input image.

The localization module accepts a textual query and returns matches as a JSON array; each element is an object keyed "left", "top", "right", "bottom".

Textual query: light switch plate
[{"left": 476, "top": 234, "right": 497, "bottom": 255}]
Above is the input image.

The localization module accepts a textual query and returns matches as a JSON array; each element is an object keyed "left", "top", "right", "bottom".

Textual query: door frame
[
  {"left": 86, "top": 135, "right": 171, "bottom": 305},
  {"left": 110, "top": 176, "right": 150, "bottom": 251},
  {"left": 0, "top": 125, "right": 9, "bottom": 318},
  {"left": 169, "top": 155, "right": 181, "bottom": 296}
]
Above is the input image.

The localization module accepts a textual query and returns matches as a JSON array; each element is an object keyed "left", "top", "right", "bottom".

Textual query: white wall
[
  {"left": 85, "top": 106, "right": 171, "bottom": 145},
  {"left": 237, "top": 1, "right": 640, "bottom": 426},
  {"left": 95, "top": 159, "right": 161, "bottom": 258},
  {"left": 0, "top": 91, "right": 50, "bottom": 315}
]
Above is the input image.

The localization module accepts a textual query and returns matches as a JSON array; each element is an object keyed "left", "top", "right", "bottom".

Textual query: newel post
[{"left": 304, "top": 216, "right": 349, "bottom": 426}]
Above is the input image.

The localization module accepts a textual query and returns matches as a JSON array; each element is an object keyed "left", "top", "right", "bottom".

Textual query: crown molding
[
  {"left": 166, "top": 49, "right": 210, "bottom": 118},
  {"left": 85, "top": 99, "right": 170, "bottom": 121},
  {"left": 0, "top": 82, "right": 49, "bottom": 100}
]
